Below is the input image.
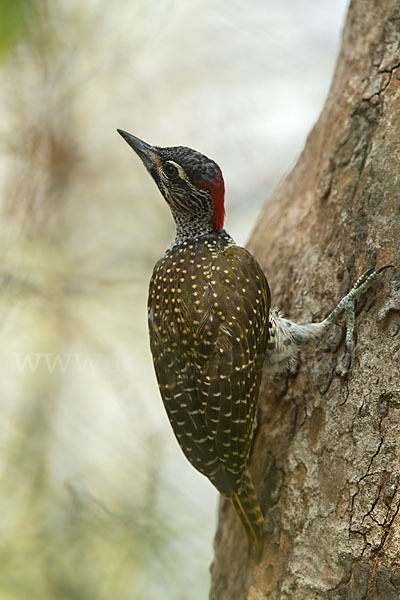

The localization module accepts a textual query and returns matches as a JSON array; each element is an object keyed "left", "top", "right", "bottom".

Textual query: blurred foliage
[
  {"left": 0, "top": 1, "right": 212, "bottom": 598},
  {"left": 0, "top": 0, "right": 35, "bottom": 58}
]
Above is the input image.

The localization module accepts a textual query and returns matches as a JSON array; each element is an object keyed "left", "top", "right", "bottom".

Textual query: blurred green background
[{"left": 0, "top": 1, "right": 348, "bottom": 598}]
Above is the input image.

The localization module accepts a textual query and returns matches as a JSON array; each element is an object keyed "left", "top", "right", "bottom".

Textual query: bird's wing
[
  {"left": 192, "top": 245, "right": 270, "bottom": 491},
  {"left": 148, "top": 243, "right": 270, "bottom": 496},
  {"left": 148, "top": 273, "right": 230, "bottom": 493}
]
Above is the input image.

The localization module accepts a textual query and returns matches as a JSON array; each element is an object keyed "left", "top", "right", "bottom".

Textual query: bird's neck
[
  {"left": 167, "top": 216, "right": 235, "bottom": 254},
  {"left": 173, "top": 210, "right": 216, "bottom": 244}
]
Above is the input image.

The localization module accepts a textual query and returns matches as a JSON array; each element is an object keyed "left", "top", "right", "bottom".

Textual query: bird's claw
[
  {"left": 331, "top": 264, "right": 394, "bottom": 373},
  {"left": 351, "top": 264, "right": 394, "bottom": 294}
]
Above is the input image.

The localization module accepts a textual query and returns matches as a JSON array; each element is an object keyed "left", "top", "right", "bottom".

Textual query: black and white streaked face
[{"left": 117, "top": 130, "right": 225, "bottom": 233}]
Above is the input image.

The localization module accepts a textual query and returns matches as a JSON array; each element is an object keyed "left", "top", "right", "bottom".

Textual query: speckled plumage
[
  {"left": 117, "top": 130, "right": 270, "bottom": 558},
  {"left": 149, "top": 232, "right": 270, "bottom": 557},
  {"left": 148, "top": 233, "right": 270, "bottom": 495}
]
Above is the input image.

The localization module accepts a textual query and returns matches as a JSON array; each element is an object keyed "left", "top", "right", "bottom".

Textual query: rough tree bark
[{"left": 209, "top": 1, "right": 400, "bottom": 598}]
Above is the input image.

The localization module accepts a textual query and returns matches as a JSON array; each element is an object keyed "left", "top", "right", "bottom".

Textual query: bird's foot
[
  {"left": 266, "top": 264, "right": 394, "bottom": 376},
  {"left": 329, "top": 264, "right": 394, "bottom": 370}
]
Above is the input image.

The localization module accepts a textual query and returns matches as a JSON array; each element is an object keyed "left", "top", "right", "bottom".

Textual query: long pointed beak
[{"left": 117, "top": 129, "right": 158, "bottom": 172}]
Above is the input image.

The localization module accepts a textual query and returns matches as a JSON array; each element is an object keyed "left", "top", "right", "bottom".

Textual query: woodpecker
[{"left": 118, "top": 129, "right": 392, "bottom": 560}]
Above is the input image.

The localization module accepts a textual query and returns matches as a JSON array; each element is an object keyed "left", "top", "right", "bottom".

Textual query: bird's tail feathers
[{"left": 230, "top": 469, "right": 264, "bottom": 561}]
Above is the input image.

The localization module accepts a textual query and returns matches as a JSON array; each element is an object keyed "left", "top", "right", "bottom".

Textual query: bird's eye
[{"left": 164, "top": 163, "right": 179, "bottom": 180}]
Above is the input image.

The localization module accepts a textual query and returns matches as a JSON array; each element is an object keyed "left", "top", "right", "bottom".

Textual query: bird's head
[{"left": 117, "top": 129, "right": 225, "bottom": 234}]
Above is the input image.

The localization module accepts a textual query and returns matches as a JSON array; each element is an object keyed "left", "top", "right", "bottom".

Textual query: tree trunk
[{"left": 209, "top": 1, "right": 400, "bottom": 598}]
